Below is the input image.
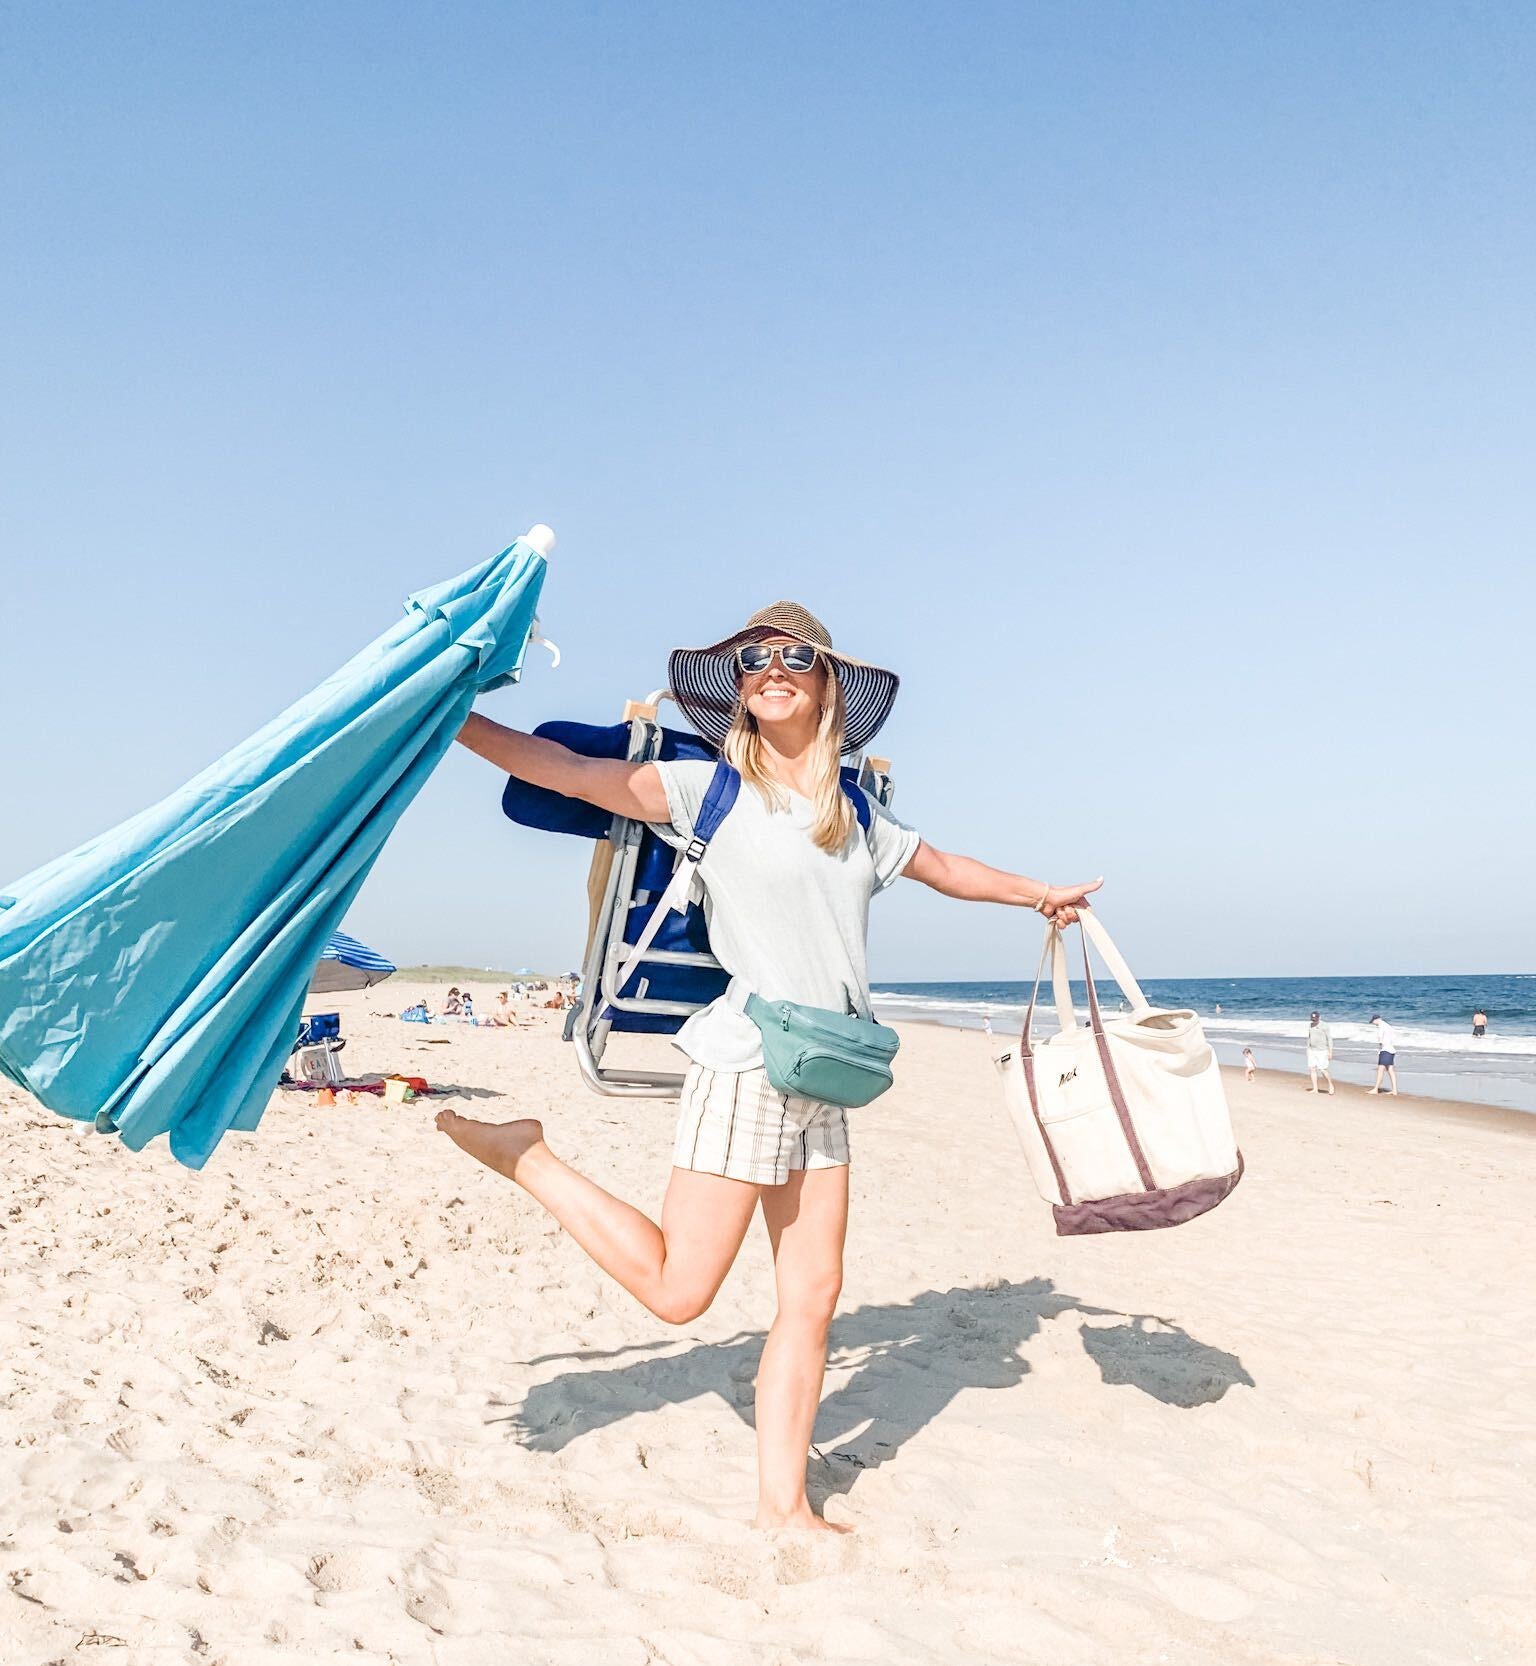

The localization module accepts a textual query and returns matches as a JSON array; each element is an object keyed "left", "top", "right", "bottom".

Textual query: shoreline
[
  {"left": 881, "top": 1008, "right": 1536, "bottom": 1131},
  {"left": 870, "top": 971, "right": 1536, "bottom": 1117},
  {"left": 1212, "top": 1059, "right": 1536, "bottom": 1137}
]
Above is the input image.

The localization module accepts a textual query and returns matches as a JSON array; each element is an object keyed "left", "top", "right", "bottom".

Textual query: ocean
[{"left": 871, "top": 972, "right": 1536, "bottom": 1114}]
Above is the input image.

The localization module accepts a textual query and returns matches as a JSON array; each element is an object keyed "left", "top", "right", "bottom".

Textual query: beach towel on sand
[{"left": 0, "top": 537, "right": 547, "bottom": 1169}]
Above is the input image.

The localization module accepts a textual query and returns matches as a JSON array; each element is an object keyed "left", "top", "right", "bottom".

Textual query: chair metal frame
[{"left": 564, "top": 690, "right": 894, "bottom": 1099}]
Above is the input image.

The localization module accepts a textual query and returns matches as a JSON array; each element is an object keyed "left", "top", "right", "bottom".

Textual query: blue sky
[{"left": 3, "top": 2, "right": 1532, "bottom": 979}]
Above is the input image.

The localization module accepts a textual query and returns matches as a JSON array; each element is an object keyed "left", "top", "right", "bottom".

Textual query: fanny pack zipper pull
[{"left": 781, "top": 1005, "right": 792, "bottom": 1031}]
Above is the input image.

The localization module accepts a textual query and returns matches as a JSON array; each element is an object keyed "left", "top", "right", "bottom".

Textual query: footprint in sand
[
  {"left": 398, "top": 1567, "right": 556, "bottom": 1635},
  {"left": 727, "top": 1356, "right": 757, "bottom": 1406},
  {"left": 305, "top": 1547, "right": 404, "bottom": 1595},
  {"left": 772, "top": 1535, "right": 856, "bottom": 1586},
  {"left": 1147, "top": 1565, "right": 1255, "bottom": 1623},
  {"left": 698, "top": 1551, "right": 758, "bottom": 1601}
]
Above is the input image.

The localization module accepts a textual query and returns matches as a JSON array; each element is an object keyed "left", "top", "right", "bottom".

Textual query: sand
[{"left": 3, "top": 984, "right": 1533, "bottom": 1665}]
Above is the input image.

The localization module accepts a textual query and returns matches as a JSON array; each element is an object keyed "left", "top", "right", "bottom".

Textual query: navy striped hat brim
[{"left": 667, "top": 643, "right": 899, "bottom": 755}]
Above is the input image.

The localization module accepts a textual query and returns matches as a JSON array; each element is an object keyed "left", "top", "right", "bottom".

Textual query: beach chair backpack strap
[
  {"left": 843, "top": 777, "right": 873, "bottom": 835},
  {"left": 612, "top": 760, "right": 740, "bottom": 995},
  {"left": 692, "top": 756, "right": 742, "bottom": 845}
]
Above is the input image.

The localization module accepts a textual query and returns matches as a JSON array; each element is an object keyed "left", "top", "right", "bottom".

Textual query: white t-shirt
[
  {"left": 1374, "top": 1022, "right": 1397, "bottom": 1053},
  {"left": 647, "top": 761, "right": 921, "bottom": 1072}
]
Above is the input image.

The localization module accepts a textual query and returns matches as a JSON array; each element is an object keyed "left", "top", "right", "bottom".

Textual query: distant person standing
[
  {"left": 1472, "top": 1009, "right": 1488, "bottom": 1039},
  {"left": 1305, "top": 1011, "right": 1335, "bottom": 1094},
  {"left": 1368, "top": 1015, "right": 1398, "bottom": 1095},
  {"left": 1242, "top": 1047, "right": 1257, "bottom": 1082}
]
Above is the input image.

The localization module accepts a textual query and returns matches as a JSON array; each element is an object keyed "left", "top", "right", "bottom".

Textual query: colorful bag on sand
[{"left": 995, "top": 913, "right": 1243, "bottom": 1236}]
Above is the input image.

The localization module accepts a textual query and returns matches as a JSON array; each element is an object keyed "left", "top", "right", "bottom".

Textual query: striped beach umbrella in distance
[{"left": 309, "top": 930, "right": 396, "bottom": 996}]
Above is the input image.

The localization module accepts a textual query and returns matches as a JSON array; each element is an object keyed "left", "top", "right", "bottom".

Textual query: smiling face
[{"left": 738, "top": 636, "right": 828, "bottom": 732}]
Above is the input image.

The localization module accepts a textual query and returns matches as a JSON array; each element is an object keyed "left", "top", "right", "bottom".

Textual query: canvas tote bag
[{"left": 996, "top": 913, "right": 1243, "bottom": 1235}]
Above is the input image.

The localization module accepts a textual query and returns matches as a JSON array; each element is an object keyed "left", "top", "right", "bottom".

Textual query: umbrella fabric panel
[
  {"left": 310, "top": 930, "right": 396, "bottom": 994},
  {"left": 0, "top": 539, "right": 545, "bottom": 1168},
  {"left": 319, "top": 930, "right": 395, "bottom": 976}
]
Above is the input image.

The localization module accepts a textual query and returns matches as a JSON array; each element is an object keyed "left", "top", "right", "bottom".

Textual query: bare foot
[
  {"left": 753, "top": 1506, "right": 853, "bottom": 1535},
  {"left": 435, "top": 1110, "right": 545, "bottom": 1183}
]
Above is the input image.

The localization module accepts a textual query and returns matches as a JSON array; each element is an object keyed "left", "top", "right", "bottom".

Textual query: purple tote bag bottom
[{"left": 1052, "top": 1153, "right": 1245, "bottom": 1237}]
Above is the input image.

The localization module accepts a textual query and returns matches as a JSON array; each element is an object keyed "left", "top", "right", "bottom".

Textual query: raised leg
[
  {"left": 435, "top": 1111, "right": 759, "bottom": 1324},
  {"left": 753, "top": 1165, "right": 850, "bottom": 1532}
]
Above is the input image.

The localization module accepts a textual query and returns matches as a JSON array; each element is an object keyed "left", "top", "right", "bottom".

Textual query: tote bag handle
[
  {"left": 1078, "top": 911, "right": 1152, "bottom": 1015},
  {"left": 1020, "top": 910, "right": 1152, "bottom": 1051},
  {"left": 1020, "top": 926, "right": 1078, "bottom": 1054}
]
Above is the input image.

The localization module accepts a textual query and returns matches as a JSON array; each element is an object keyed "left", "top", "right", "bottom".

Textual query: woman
[{"left": 437, "top": 602, "right": 1101, "bottom": 1532}]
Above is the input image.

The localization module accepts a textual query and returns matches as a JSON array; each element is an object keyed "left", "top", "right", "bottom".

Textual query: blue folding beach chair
[
  {"left": 500, "top": 691, "right": 895, "bottom": 1098},
  {"left": 289, "top": 1010, "right": 345, "bottom": 1084}
]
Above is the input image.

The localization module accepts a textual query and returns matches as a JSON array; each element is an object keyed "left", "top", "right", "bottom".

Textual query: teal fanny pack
[{"left": 743, "top": 994, "right": 900, "bottom": 1108}]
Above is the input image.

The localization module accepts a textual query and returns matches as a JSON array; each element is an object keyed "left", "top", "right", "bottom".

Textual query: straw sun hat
[{"left": 668, "top": 601, "right": 900, "bottom": 756}]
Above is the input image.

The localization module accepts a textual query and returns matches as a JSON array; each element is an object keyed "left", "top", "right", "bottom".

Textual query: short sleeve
[
  {"left": 864, "top": 791, "right": 921, "bottom": 893},
  {"left": 647, "top": 759, "right": 717, "bottom": 851}
]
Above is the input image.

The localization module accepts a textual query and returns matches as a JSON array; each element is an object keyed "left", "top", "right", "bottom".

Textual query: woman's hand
[
  {"left": 1041, "top": 877, "right": 1103, "bottom": 927},
  {"left": 900, "top": 846, "right": 1105, "bottom": 921}
]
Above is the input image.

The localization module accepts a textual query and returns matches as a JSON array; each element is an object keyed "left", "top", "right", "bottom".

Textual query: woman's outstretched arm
[
  {"left": 457, "top": 713, "right": 670, "bottom": 823},
  {"left": 901, "top": 841, "right": 1102, "bottom": 925}
]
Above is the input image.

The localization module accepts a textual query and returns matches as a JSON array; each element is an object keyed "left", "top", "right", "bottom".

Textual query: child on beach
[{"left": 1242, "top": 1047, "right": 1256, "bottom": 1082}]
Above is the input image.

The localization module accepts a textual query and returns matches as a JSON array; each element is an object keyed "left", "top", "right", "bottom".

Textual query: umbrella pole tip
[{"left": 523, "top": 523, "right": 557, "bottom": 557}]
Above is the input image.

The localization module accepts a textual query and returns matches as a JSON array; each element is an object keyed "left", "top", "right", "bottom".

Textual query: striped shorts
[{"left": 673, "top": 1062, "right": 850, "bottom": 1187}]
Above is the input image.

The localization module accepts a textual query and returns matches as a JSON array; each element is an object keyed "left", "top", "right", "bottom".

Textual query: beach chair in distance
[
  {"left": 291, "top": 1011, "right": 345, "bottom": 1085},
  {"left": 500, "top": 691, "right": 896, "bottom": 1099}
]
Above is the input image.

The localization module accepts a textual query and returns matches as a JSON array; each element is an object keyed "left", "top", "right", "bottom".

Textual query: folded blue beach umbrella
[
  {"left": 0, "top": 528, "right": 553, "bottom": 1168},
  {"left": 310, "top": 930, "right": 396, "bottom": 996}
]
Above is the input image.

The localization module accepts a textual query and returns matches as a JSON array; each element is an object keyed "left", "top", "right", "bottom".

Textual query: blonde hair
[{"left": 722, "top": 663, "right": 853, "bottom": 854}]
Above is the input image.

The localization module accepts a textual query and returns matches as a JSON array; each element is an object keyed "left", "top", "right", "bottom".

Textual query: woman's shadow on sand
[{"left": 488, "top": 1278, "right": 1253, "bottom": 1501}]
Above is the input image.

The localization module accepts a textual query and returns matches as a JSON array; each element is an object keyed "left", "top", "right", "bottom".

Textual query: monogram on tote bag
[{"left": 995, "top": 912, "right": 1243, "bottom": 1236}]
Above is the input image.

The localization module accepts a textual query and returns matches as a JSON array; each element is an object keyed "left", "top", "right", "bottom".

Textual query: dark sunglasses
[{"left": 736, "top": 642, "right": 820, "bottom": 676}]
